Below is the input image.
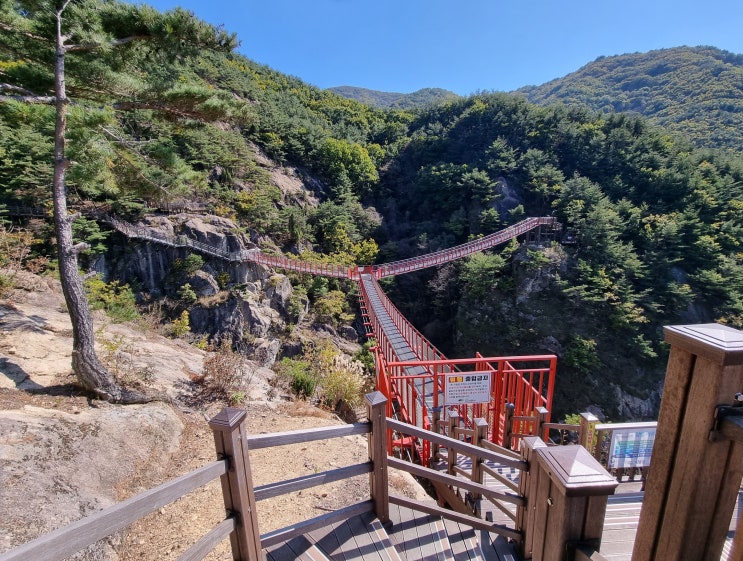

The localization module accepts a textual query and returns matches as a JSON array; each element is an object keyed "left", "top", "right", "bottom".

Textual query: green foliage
[
  {"left": 563, "top": 336, "right": 600, "bottom": 373},
  {"left": 172, "top": 254, "right": 204, "bottom": 276},
  {"left": 275, "top": 357, "right": 316, "bottom": 398},
  {"left": 72, "top": 216, "right": 109, "bottom": 256},
  {"left": 313, "top": 290, "right": 354, "bottom": 325},
  {"left": 177, "top": 283, "right": 197, "bottom": 304},
  {"left": 519, "top": 46, "right": 743, "bottom": 156},
  {"left": 329, "top": 86, "right": 460, "bottom": 109},
  {"left": 84, "top": 276, "right": 139, "bottom": 322},
  {"left": 460, "top": 252, "right": 507, "bottom": 297},
  {"left": 170, "top": 310, "right": 190, "bottom": 337},
  {"left": 215, "top": 272, "right": 231, "bottom": 289},
  {"left": 354, "top": 339, "right": 377, "bottom": 374}
]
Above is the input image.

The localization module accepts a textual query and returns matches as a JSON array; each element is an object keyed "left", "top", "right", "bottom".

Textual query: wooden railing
[
  {"left": 0, "top": 390, "right": 618, "bottom": 561},
  {"left": 0, "top": 460, "right": 231, "bottom": 561},
  {"left": 4, "top": 324, "right": 738, "bottom": 561}
]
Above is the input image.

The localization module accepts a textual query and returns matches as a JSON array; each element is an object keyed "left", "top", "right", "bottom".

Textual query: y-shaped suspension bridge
[{"left": 105, "top": 214, "right": 561, "bottom": 462}]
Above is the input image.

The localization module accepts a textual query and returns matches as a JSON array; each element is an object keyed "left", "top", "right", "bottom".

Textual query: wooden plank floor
[{"left": 386, "top": 502, "right": 519, "bottom": 561}]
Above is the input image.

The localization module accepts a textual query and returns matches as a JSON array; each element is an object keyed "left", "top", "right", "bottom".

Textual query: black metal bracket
[{"left": 709, "top": 394, "right": 743, "bottom": 443}]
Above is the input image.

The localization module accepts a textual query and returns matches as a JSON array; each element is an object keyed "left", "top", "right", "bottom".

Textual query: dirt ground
[{"left": 0, "top": 273, "right": 427, "bottom": 560}]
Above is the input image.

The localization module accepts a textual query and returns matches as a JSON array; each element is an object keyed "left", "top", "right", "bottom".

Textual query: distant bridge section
[
  {"left": 101, "top": 214, "right": 559, "bottom": 280},
  {"left": 369, "top": 216, "right": 558, "bottom": 278}
]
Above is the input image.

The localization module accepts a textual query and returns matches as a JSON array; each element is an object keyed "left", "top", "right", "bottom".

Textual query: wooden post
[
  {"left": 209, "top": 408, "right": 262, "bottom": 561},
  {"left": 579, "top": 412, "right": 599, "bottom": 454},
  {"left": 471, "top": 418, "right": 488, "bottom": 500},
  {"left": 366, "top": 391, "right": 389, "bottom": 524},
  {"left": 525, "top": 445, "right": 618, "bottom": 561},
  {"left": 517, "top": 436, "right": 548, "bottom": 560},
  {"left": 632, "top": 323, "right": 743, "bottom": 561},
  {"left": 447, "top": 410, "right": 460, "bottom": 474},
  {"left": 535, "top": 406, "right": 549, "bottom": 442}
]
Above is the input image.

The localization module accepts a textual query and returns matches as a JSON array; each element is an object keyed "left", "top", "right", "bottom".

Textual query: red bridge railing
[
  {"left": 358, "top": 272, "right": 556, "bottom": 464},
  {"left": 250, "top": 253, "right": 353, "bottom": 279},
  {"left": 372, "top": 217, "right": 558, "bottom": 278}
]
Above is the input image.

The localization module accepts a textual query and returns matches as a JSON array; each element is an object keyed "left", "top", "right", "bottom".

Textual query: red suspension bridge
[{"left": 104, "top": 214, "right": 561, "bottom": 461}]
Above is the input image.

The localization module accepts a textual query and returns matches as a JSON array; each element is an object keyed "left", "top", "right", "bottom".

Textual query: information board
[
  {"left": 444, "top": 372, "right": 491, "bottom": 405},
  {"left": 608, "top": 426, "right": 656, "bottom": 469}
]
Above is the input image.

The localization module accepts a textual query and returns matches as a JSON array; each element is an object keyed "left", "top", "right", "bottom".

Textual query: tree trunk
[{"left": 52, "top": 4, "right": 145, "bottom": 403}]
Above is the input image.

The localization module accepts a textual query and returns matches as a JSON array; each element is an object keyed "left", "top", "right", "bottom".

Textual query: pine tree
[{"left": 0, "top": 0, "right": 237, "bottom": 402}]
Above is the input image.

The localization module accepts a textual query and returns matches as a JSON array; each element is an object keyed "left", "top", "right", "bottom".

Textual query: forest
[{"left": 1, "top": 1, "right": 742, "bottom": 417}]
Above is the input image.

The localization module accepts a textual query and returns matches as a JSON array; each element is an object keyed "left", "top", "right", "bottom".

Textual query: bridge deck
[{"left": 359, "top": 273, "right": 438, "bottom": 425}]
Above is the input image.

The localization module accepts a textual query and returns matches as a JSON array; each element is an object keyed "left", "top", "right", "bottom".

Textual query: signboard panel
[
  {"left": 445, "top": 372, "right": 491, "bottom": 405},
  {"left": 607, "top": 426, "right": 656, "bottom": 469}
]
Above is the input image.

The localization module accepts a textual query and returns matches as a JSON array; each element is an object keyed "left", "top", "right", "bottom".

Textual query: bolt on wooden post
[{"left": 632, "top": 323, "right": 743, "bottom": 561}]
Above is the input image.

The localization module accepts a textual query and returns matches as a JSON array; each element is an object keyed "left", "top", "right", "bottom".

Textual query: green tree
[{"left": 0, "top": 0, "right": 236, "bottom": 402}]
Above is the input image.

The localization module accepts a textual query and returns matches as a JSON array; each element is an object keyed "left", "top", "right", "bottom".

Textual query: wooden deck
[{"left": 265, "top": 505, "right": 519, "bottom": 561}]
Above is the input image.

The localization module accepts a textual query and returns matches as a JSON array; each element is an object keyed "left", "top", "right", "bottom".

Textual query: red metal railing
[
  {"left": 250, "top": 253, "right": 353, "bottom": 279},
  {"left": 372, "top": 217, "right": 557, "bottom": 278},
  {"left": 358, "top": 272, "right": 556, "bottom": 464}
]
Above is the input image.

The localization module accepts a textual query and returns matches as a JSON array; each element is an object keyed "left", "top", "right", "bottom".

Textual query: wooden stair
[{"left": 264, "top": 505, "right": 520, "bottom": 561}]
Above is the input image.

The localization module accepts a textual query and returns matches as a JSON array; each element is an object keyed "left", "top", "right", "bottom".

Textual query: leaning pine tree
[{"left": 0, "top": 0, "right": 245, "bottom": 402}]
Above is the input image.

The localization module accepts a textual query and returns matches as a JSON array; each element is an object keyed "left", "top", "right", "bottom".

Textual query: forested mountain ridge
[
  {"left": 1, "top": 0, "right": 742, "bottom": 420},
  {"left": 517, "top": 46, "right": 743, "bottom": 155},
  {"left": 328, "top": 86, "right": 460, "bottom": 109}
]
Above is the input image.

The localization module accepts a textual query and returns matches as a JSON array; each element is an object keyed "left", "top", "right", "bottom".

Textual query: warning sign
[{"left": 445, "top": 372, "right": 491, "bottom": 405}]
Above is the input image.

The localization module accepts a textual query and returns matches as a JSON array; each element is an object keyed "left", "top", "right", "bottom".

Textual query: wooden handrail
[
  {"left": 0, "top": 460, "right": 228, "bottom": 561},
  {"left": 387, "top": 457, "right": 524, "bottom": 507},
  {"left": 259, "top": 500, "right": 375, "bottom": 549},
  {"left": 388, "top": 418, "right": 526, "bottom": 470},
  {"left": 176, "top": 518, "right": 236, "bottom": 561},
  {"left": 389, "top": 494, "right": 522, "bottom": 542},
  {"left": 246, "top": 421, "right": 371, "bottom": 449},
  {"left": 254, "top": 463, "right": 373, "bottom": 501}
]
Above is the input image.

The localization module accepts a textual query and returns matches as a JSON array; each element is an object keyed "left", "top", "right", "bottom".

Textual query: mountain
[
  {"left": 517, "top": 46, "right": 743, "bottom": 154},
  {"left": 328, "top": 86, "right": 460, "bottom": 109}
]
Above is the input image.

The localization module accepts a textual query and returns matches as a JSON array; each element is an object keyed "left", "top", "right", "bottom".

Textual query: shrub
[
  {"left": 177, "top": 283, "right": 197, "bottom": 304},
  {"left": 195, "top": 339, "right": 253, "bottom": 402},
  {"left": 85, "top": 276, "right": 139, "bottom": 322},
  {"left": 170, "top": 310, "right": 191, "bottom": 337},
  {"left": 275, "top": 357, "right": 317, "bottom": 399}
]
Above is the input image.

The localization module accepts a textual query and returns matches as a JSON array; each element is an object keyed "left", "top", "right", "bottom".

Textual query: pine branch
[
  {"left": 66, "top": 35, "right": 154, "bottom": 52},
  {"left": 0, "top": 93, "right": 55, "bottom": 104}
]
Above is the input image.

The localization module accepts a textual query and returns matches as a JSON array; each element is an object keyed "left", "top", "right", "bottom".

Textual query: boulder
[{"left": 0, "top": 403, "right": 182, "bottom": 559}]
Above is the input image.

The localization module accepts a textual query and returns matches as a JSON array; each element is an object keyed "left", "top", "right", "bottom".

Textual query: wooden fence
[
  {"left": 5, "top": 323, "right": 737, "bottom": 560},
  {"left": 0, "top": 391, "right": 618, "bottom": 561}
]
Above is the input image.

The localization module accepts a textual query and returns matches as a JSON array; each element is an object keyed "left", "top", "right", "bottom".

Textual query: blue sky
[{"left": 143, "top": 0, "right": 743, "bottom": 96}]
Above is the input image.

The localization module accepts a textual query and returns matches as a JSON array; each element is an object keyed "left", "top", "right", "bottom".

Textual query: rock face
[
  {"left": 104, "top": 213, "right": 294, "bottom": 367},
  {"left": 0, "top": 403, "right": 183, "bottom": 560}
]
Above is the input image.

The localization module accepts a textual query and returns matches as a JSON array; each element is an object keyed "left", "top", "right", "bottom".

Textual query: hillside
[
  {"left": 328, "top": 86, "right": 460, "bottom": 109},
  {"left": 517, "top": 46, "right": 743, "bottom": 154}
]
